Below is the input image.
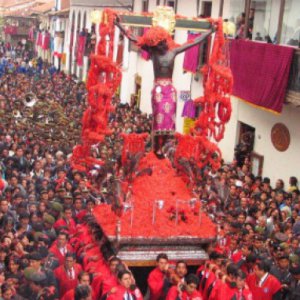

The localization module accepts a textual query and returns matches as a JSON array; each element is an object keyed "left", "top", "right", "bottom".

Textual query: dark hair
[
  {"left": 237, "top": 270, "right": 246, "bottom": 280},
  {"left": 65, "top": 252, "right": 75, "bottom": 260},
  {"left": 226, "top": 263, "right": 239, "bottom": 277},
  {"left": 1, "top": 283, "right": 13, "bottom": 295},
  {"left": 256, "top": 260, "right": 271, "bottom": 273},
  {"left": 186, "top": 274, "right": 199, "bottom": 286},
  {"left": 78, "top": 271, "right": 90, "bottom": 282},
  {"left": 109, "top": 256, "right": 121, "bottom": 265},
  {"left": 58, "top": 231, "right": 69, "bottom": 239},
  {"left": 117, "top": 269, "right": 131, "bottom": 280},
  {"left": 74, "top": 285, "right": 91, "bottom": 300},
  {"left": 156, "top": 253, "right": 168, "bottom": 262},
  {"left": 290, "top": 176, "right": 298, "bottom": 186},
  {"left": 176, "top": 260, "right": 187, "bottom": 268}
]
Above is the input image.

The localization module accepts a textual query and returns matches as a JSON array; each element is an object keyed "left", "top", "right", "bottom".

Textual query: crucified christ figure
[{"left": 115, "top": 17, "right": 212, "bottom": 158}]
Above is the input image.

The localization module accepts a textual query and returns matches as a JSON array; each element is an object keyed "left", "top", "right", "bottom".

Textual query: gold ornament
[{"left": 152, "top": 6, "right": 176, "bottom": 34}]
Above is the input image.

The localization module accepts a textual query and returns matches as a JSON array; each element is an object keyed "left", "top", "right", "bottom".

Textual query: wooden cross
[{"left": 118, "top": 6, "right": 213, "bottom": 32}]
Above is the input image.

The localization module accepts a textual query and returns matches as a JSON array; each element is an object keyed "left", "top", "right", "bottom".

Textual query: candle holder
[{"left": 152, "top": 200, "right": 164, "bottom": 224}]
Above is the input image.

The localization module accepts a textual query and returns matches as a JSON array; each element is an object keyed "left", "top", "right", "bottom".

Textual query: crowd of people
[{"left": 0, "top": 51, "right": 300, "bottom": 300}]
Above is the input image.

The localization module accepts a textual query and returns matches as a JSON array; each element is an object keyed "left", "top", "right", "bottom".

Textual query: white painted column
[
  {"left": 71, "top": 9, "right": 79, "bottom": 75},
  {"left": 120, "top": 36, "right": 130, "bottom": 103}
]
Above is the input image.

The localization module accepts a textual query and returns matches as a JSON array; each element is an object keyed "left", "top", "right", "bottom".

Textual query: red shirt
[
  {"left": 53, "top": 217, "right": 77, "bottom": 235},
  {"left": 54, "top": 263, "right": 82, "bottom": 298},
  {"left": 49, "top": 243, "right": 74, "bottom": 266},
  {"left": 167, "top": 285, "right": 203, "bottom": 300},
  {"left": 148, "top": 267, "right": 166, "bottom": 300},
  {"left": 107, "top": 285, "right": 143, "bottom": 300},
  {"left": 246, "top": 273, "right": 281, "bottom": 300},
  {"left": 209, "top": 280, "right": 238, "bottom": 300}
]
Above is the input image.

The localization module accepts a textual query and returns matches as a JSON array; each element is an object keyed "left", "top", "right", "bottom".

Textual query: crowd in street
[{"left": 0, "top": 52, "right": 300, "bottom": 300}]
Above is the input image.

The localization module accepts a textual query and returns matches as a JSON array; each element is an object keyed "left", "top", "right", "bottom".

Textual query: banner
[
  {"left": 230, "top": 40, "right": 294, "bottom": 113},
  {"left": 183, "top": 33, "right": 201, "bottom": 73}
]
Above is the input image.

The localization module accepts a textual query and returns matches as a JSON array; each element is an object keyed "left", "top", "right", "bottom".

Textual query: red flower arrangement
[{"left": 137, "top": 26, "right": 177, "bottom": 49}]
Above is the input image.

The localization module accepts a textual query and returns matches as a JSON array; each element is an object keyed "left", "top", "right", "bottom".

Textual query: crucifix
[{"left": 115, "top": 6, "right": 214, "bottom": 158}]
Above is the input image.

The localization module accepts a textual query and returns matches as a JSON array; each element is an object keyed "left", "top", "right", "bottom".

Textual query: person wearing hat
[
  {"left": 49, "top": 231, "right": 74, "bottom": 266},
  {"left": 63, "top": 192, "right": 73, "bottom": 207},
  {"left": 28, "top": 252, "right": 58, "bottom": 290},
  {"left": 49, "top": 201, "right": 63, "bottom": 219},
  {"left": 27, "top": 270, "right": 56, "bottom": 300},
  {"left": 288, "top": 263, "right": 300, "bottom": 300},
  {"left": 270, "top": 254, "right": 292, "bottom": 298},
  {"left": 54, "top": 252, "right": 82, "bottom": 298},
  {"left": 42, "top": 213, "right": 57, "bottom": 242}
]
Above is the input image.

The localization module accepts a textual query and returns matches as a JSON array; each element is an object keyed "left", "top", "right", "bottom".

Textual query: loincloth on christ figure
[{"left": 151, "top": 78, "right": 177, "bottom": 136}]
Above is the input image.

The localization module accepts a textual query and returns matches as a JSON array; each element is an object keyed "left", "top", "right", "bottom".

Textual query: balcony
[{"left": 286, "top": 49, "right": 300, "bottom": 106}]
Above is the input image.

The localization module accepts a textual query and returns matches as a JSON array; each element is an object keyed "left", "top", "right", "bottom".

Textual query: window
[
  {"left": 142, "top": 0, "right": 149, "bottom": 12},
  {"left": 201, "top": 1, "right": 212, "bottom": 17},
  {"left": 281, "top": 0, "right": 300, "bottom": 46},
  {"left": 250, "top": 0, "right": 281, "bottom": 42},
  {"left": 165, "top": 0, "right": 177, "bottom": 12}
]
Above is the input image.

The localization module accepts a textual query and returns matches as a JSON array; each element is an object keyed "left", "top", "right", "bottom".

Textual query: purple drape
[
  {"left": 230, "top": 40, "right": 294, "bottom": 113},
  {"left": 182, "top": 100, "right": 196, "bottom": 118},
  {"left": 183, "top": 33, "right": 201, "bottom": 73}
]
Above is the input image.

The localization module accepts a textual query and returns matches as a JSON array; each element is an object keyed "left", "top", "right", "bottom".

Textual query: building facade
[{"left": 63, "top": 0, "right": 300, "bottom": 185}]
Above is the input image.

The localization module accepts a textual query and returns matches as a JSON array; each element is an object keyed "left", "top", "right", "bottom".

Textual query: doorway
[
  {"left": 235, "top": 122, "right": 255, "bottom": 166},
  {"left": 201, "top": 1, "right": 212, "bottom": 17}
]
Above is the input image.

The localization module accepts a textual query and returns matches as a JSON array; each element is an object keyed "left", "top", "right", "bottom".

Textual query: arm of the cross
[
  {"left": 119, "top": 14, "right": 212, "bottom": 32},
  {"left": 115, "top": 16, "right": 138, "bottom": 43},
  {"left": 174, "top": 29, "right": 213, "bottom": 55}
]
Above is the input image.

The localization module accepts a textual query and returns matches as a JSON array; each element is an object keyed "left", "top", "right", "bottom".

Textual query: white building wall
[
  {"left": 218, "top": 97, "right": 300, "bottom": 186},
  {"left": 125, "top": 0, "right": 221, "bottom": 133}
]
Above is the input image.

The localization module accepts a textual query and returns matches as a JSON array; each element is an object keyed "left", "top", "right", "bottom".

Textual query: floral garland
[
  {"left": 121, "top": 133, "right": 148, "bottom": 165},
  {"left": 137, "top": 26, "right": 178, "bottom": 49},
  {"left": 175, "top": 19, "right": 233, "bottom": 174},
  {"left": 70, "top": 9, "right": 121, "bottom": 172}
]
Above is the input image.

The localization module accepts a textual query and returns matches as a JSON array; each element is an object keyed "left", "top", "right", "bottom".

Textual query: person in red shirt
[
  {"left": 166, "top": 274, "right": 203, "bottom": 300},
  {"left": 54, "top": 252, "right": 83, "bottom": 298},
  {"left": 148, "top": 253, "right": 170, "bottom": 300},
  {"left": 235, "top": 270, "right": 252, "bottom": 300},
  {"left": 92, "top": 256, "right": 120, "bottom": 300},
  {"left": 107, "top": 270, "right": 143, "bottom": 300},
  {"left": 62, "top": 271, "right": 94, "bottom": 300},
  {"left": 49, "top": 231, "right": 74, "bottom": 265},
  {"left": 208, "top": 263, "right": 239, "bottom": 300},
  {"left": 246, "top": 260, "right": 282, "bottom": 300},
  {"left": 53, "top": 205, "right": 77, "bottom": 235},
  {"left": 198, "top": 252, "right": 224, "bottom": 300}
]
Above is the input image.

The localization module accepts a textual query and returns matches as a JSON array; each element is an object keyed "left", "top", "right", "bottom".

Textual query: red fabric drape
[
  {"left": 4, "top": 25, "right": 18, "bottom": 35},
  {"left": 183, "top": 33, "right": 201, "bottom": 73},
  {"left": 76, "top": 35, "right": 86, "bottom": 67},
  {"left": 230, "top": 40, "right": 294, "bottom": 113},
  {"left": 36, "top": 32, "right": 43, "bottom": 47},
  {"left": 42, "top": 32, "right": 51, "bottom": 50}
]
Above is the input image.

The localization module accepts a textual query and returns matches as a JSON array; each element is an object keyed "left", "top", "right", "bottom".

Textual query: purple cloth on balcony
[
  {"left": 182, "top": 100, "right": 196, "bottom": 118},
  {"left": 230, "top": 40, "right": 294, "bottom": 113},
  {"left": 151, "top": 79, "right": 177, "bottom": 135},
  {"left": 183, "top": 33, "right": 201, "bottom": 73}
]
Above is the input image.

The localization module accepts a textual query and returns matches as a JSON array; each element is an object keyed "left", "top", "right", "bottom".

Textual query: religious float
[{"left": 70, "top": 6, "right": 233, "bottom": 269}]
